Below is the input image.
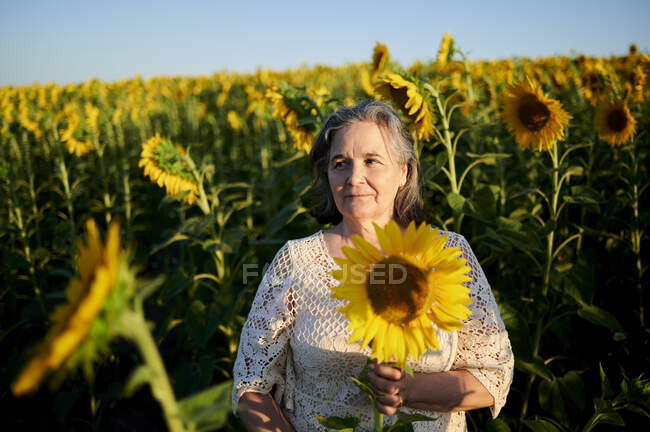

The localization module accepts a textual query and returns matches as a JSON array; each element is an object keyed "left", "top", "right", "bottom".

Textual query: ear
[{"left": 399, "top": 163, "right": 408, "bottom": 188}]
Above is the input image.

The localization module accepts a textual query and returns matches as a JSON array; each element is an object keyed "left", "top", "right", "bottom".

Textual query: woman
[{"left": 232, "top": 100, "right": 514, "bottom": 431}]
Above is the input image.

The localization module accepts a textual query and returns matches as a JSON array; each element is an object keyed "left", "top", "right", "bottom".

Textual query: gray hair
[{"left": 308, "top": 99, "right": 424, "bottom": 226}]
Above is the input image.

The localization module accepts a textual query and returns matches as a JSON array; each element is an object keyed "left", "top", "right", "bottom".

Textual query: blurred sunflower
[
  {"left": 12, "top": 219, "right": 121, "bottom": 396},
  {"left": 594, "top": 98, "right": 636, "bottom": 147},
  {"left": 65, "top": 138, "right": 95, "bottom": 157},
  {"left": 437, "top": 31, "right": 453, "bottom": 67},
  {"left": 138, "top": 133, "right": 199, "bottom": 204},
  {"left": 626, "top": 65, "right": 646, "bottom": 103},
  {"left": 227, "top": 110, "right": 243, "bottom": 132},
  {"left": 501, "top": 79, "right": 572, "bottom": 151},
  {"left": 330, "top": 221, "right": 472, "bottom": 369},
  {"left": 84, "top": 102, "right": 100, "bottom": 135},
  {"left": 360, "top": 69, "right": 376, "bottom": 98},
  {"left": 371, "top": 42, "right": 389, "bottom": 77},
  {"left": 265, "top": 85, "right": 315, "bottom": 152},
  {"left": 375, "top": 73, "right": 434, "bottom": 141}
]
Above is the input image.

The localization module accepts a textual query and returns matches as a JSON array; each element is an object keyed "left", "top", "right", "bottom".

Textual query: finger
[
  {"left": 368, "top": 371, "right": 400, "bottom": 395},
  {"left": 375, "top": 400, "right": 399, "bottom": 416},
  {"left": 372, "top": 363, "right": 403, "bottom": 381},
  {"left": 377, "top": 393, "right": 401, "bottom": 408}
]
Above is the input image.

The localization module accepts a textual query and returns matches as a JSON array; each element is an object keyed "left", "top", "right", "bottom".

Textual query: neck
[{"left": 334, "top": 215, "right": 395, "bottom": 249}]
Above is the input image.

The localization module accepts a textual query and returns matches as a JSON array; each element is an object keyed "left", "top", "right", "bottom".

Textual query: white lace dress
[{"left": 232, "top": 230, "right": 514, "bottom": 431}]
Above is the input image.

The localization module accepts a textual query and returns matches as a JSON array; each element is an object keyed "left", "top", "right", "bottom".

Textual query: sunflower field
[{"left": 2, "top": 35, "right": 649, "bottom": 431}]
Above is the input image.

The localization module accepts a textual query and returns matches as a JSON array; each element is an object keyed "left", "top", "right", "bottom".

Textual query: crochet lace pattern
[{"left": 232, "top": 230, "right": 514, "bottom": 431}]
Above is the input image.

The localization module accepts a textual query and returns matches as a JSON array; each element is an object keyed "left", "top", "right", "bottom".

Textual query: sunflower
[
  {"left": 330, "top": 221, "right": 472, "bottom": 369},
  {"left": 65, "top": 138, "right": 95, "bottom": 157},
  {"left": 501, "top": 78, "right": 572, "bottom": 151},
  {"left": 360, "top": 69, "right": 376, "bottom": 98},
  {"left": 594, "top": 98, "right": 636, "bottom": 147},
  {"left": 265, "top": 86, "right": 314, "bottom": 152},
  {"left": 138, "top": 133, "right": 199, "bottom": 204},
  {"left": 12, "top": 219, "right": 120, "bottom": 396},
  {"left": 626, "top": 65, "right": 646, "bottom": 103},
  {"left": 227, "top": 110, "right": 243, "bottom": 132},
  {"left": 371, "top": 42, "right": 388, "bottom": 76},
  {"left": 437, "top": 31, "right": 452, "bottom": 67},
  {"left": 375, "top": 73, "right": 435, "bottom": 142}
]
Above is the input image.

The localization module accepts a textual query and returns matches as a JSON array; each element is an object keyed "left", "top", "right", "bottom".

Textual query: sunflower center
[
  {"left": 365, "top": 256, "right": 429, "bottom": 326},
  {"left": 518, "top": 94, "right": 551, "bottom": 132},
  {"left": 154, "top": 138, "right": 195, "bottom": 182},
  {"left": 606, "top": 109, "right": 628, "bottom": 132},
  {"left": 391, "top": 87, "right": 411, "bottom": 114}
]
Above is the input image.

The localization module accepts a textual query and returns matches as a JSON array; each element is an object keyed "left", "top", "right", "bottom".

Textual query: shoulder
[
  {"left": 271, "top": 230, "right": 324, "bottom": 267},
  {"left": 286, "top": 230, "right": 323, "bottom": 249},
  {"left": 431, "top": 227, "right": 469, "bottom": 249}
]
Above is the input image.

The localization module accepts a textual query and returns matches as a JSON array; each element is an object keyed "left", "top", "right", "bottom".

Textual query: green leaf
[
  {"left": 435, "top": 150, "right": 448, "bottom": 173},
  {"left": 185, "top": 300, "right": 220, "bottom": 347},
  {"left": 465, "top": 152, "right": 511, "bottom": 162},
  {"left": 499, "top": 303, "right": 533, "bottom": 360},
  {"left": 523, "top": 418, "right": 561, "bottom": 432},
  {"left": 485, "top": 418, "right": 512, "bottom": 432},
  {"left": 447, "top": 192, "right": 466, "bottom": 212},
  {"left": 516, "top": 356, "right": 554, "bottom": 381},
  {"left": 178, "top": 380, "right": 233, "bottom": 432},
  {"left": 558, "top": 371, "right": 586, "bottom": 413},
  {"left": 539, "top": 379, "right": 568, "bottom": 425},
  {"left": 150, "top": 232, "right": 191, "bottom": 255},
  {"left": 315, "top": 415, "right": 358, "bottom": 431},
  {"left": 555, "top": 259, "right": 595, "bottom": 305},
  {"left": 564, "top": 166, "right": 584, "bottom": 177},
  {"left": 385, "top": 411, "right": 437, "bottom": 431},
  {"left": 563, "top": 186, "right": 604, "bottom": 205},
  {"left": 350, "top": 376, "right": 377, "bottom": 403},
  {"left": 201, "top": 239, "right": 233, "bottom": 254},
  {"left": 497, "top": 216, "right": 523, "bottom": 231},
  {"left": 599, "top": 363, "right": 614, "bottom": 399},
  {"left": 577, "top": 305, "right": 623, "bottom": 332},
  {"left": 471, "top": 186, "right": 496, "bottom": 217},
  {"left": 123, "top": 365, "right": 156, "bottom": 398},
  {"left": 582, "top": 399, "right": 625, "bottom": 432}
]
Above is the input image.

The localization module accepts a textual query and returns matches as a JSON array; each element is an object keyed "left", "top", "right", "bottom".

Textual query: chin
[{"left": 340, "top": 209, "right": 381, "bottom": 221}]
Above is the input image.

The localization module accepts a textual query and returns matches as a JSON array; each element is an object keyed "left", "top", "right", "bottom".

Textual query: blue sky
[{"left": 1, "top": 0, "right": 649, "bottom": 86}]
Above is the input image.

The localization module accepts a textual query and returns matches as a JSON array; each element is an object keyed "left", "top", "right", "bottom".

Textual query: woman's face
[{"left": 327, "top": 121, "right": 407, "bottom": 225}]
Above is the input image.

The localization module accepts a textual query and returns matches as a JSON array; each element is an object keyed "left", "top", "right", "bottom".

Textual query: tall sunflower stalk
[
  {"left": 4, "top": 133, "right": 46, "bottom": 315},
  {"left": 424, "top": 81, "right": 495, "bottom": 233},
  {"left": 92, "top": 117, "right": 115, "bottom": 226},
  {"left": 10, "top": 219, "right": 236, "bottom": 432},
  {"left": 614, "top": 141, "right": 647, "bottom": 328},
  {"left": 499, "top": 80, "right": 587, "bottom": 425},
  {"left": 51, "top": 127, "right": 78, "bottom": 239},
  {"left": 107, "top": 108, "right": 134, "bottom": 232}
]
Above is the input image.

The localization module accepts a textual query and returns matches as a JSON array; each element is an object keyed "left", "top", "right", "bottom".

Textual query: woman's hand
[
  {"left": 367, "top": 363, "right": 495, "bottom": 415},
  {"left": 367, "top": 362, "right": 411, "bottom": 416}
]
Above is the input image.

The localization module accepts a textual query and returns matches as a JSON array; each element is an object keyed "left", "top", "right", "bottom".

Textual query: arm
[
  {"left": 369, "top": 364, "right": 494, "bottom": 416},
  {"left": 231, "top": 243, "right": 296, "bottom": 428},
  {"left": 238, "top": 391, "right": 295, "bottom": 432}
]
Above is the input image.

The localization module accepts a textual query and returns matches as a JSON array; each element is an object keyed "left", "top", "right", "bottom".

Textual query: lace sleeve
[
  {"left": 231, "top": 241, "right": 295, "bottom": 414},
  {"left": 449, "top": 233, "right": 514, "bottom": 418}
]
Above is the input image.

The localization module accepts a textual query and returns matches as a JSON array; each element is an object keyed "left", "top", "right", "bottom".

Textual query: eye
[
  {"left": 365, "top": 158, "right": 379, "bottom": 165},
  {"left": 332, "top": 160, "right": 346, "bottom": 169}
]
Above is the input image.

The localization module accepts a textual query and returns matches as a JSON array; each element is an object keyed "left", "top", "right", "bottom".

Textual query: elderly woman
[{"left": 232, "top": 100, "right": 514, "bottom": 431}]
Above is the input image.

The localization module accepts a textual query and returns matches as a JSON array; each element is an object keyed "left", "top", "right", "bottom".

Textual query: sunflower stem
[
  {"left": 374, "top": 410, "right": 384, "bottom": 432},
  {"left": 520, "top": 143, "right": 560, "bottom": 428},
  {"left": 117, "top": 309, "right": 185, "bottom": 432}
]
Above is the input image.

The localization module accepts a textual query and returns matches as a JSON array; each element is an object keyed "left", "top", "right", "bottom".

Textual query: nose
[{"left": 346, "top": 161, "right": 366, "bottom": 185}]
